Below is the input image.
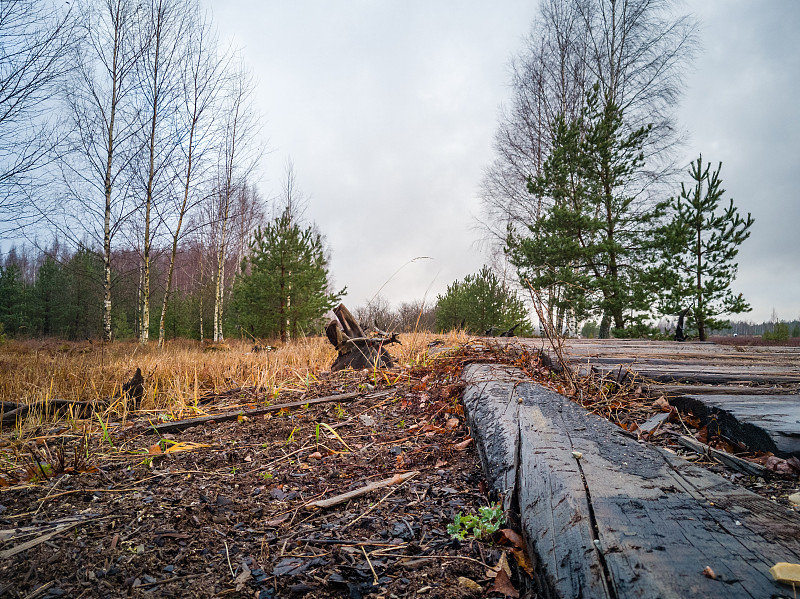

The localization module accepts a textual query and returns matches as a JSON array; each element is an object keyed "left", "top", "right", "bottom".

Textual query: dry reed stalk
[{"left": 0, "top": 332, "right": 453, "bottom": 437}]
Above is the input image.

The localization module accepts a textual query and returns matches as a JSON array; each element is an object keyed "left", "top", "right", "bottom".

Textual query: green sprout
[
  {"left": 286, "top": 426, "right": 300, "bottom": 445},
  {"left": 447, "top": 503, "right": 505, "bottom": 540}
]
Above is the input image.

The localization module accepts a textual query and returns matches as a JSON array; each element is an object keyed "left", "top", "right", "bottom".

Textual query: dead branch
[
  {"left": 307, "top": 471, "right": 419, "bottom": 509},
  {"left": 152, "top": 390, "right": 392, "bottom": 434}
]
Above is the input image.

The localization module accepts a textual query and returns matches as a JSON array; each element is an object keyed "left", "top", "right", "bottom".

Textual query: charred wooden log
[
  {"left": 675, "top": 307, "right": 690, "bottom": 342},
  {"left": 0, "top": 367, "right": 145, "bottom": 425},
  {"left": 326, "top": 304, "right": 398, "bottom": 371}
]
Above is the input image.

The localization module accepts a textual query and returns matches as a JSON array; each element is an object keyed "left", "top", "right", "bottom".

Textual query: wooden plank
[
  {"left": 463, "top": 365, "right": 800, "bottom": 599},
  {"left": 653, "top": 384, "right": 798, "bottom": 396},
  {"left": 594, "top": 365, "right": 800, "bottom": 385},
  {"left": 152, "top": 391, "right": 390, "bottom": 434},
  {"left": 461, "top": 364, "right": 526, "bottom": 511},
  {"left": 672, "top": 434, "right": 770, "bottom": 477},
  {"left": 670, "top": 394, "right": 800, "bottom": 457}
]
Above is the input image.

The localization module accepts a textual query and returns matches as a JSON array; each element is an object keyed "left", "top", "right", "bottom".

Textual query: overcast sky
[{"left": 207, "top": 0, "right": 799, "bottom": 324}]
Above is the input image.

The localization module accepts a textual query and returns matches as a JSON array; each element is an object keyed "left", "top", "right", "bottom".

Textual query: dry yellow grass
[{"left": 0, "top": 330, "right": 472, "bottom": 432}]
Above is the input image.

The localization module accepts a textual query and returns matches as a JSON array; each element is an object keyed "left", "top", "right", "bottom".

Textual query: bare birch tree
[
  {"left": 60, "top": 0, "right": 145, "bottom": 342},
  {"left": 0, "top": 0, "right": 75, "bottom": 229},
  {"left": 157, "top": 7, "right": 229, "bottom": 348},
  {"left": 479, "top": 0, "right": 698, "bottom": 253},
  {"left": 136, "top": 0, "right": 189, "bottom": 344},
  {"left": 212, "top": 63, "right": 260, "bottom": 342}
]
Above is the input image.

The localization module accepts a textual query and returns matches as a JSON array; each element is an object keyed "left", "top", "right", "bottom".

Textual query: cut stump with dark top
[
  {"left": 462, "top": 363, "right": 800, "bottom": 599},
  {"left": 325, "top": 304, "right": 397, "bottom": 371}
]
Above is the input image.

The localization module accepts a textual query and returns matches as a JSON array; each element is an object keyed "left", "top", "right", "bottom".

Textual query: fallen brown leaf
[
  {"left": 498, "top": 528, "right": 524, "bottom": 549},
  {"left": 454, "top": 437, "right": 473, "bottom": 451},
  {"left": 512, "top": 548, "right": 534, "bottom": 577},
  {"left": 147, "top": 443, "right": 162, "bottom": 455},
  {"left": 488, "top": 569, "right": 519, "bottom": 598},
  {"left": 653, "top": 397, "right": 670, "bottom": 410},
  {"left": 486, "top": 552, "right": 512, "bottom": 579}
]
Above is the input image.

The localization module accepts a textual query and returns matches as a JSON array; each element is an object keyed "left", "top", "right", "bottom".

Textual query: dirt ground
[
  {"left": 1, "top": 340, "right": 797, "bottom": 599},
  {"left": 0, "top": 343, "right": 536, "bottom": 599}
]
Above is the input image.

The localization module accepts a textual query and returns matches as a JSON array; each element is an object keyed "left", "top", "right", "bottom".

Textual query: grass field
[{"left": 0, "top": 331, "right": 469, "bottom": 433}]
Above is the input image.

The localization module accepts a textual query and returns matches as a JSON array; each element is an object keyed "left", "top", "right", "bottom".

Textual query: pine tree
[
  {"left": 231, "top": 213, "right": 343, "bottom": 341},
  {"left": 507, "top": 85, "right": 666, "bottom": 335},
  {"left": 655, "top": 156, "right": 753, "bottom": 341},
  {"left": 0, "top": 263, "right": 27, "bottom": 336},
  {"left": 435, "top": 266, "right": 531, "bottom": 335}
]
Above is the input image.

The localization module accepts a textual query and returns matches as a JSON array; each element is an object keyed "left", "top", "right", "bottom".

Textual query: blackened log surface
[
  {"left": 121, "top": 367, "right": 144, "bottom": 406},
  {"left": 463, "top": 364, "right": 800, "bottom": 599},
  {"left": 669, "top": 394, "right": 800, "bottom": 457},
  {"left": 325, "top": 319, "right": 346, "bottom": 349},
  {"left": 461, "top": 364, "right": 524, "bottom": 510},
  {"left": 327, "top": 305, "right": 394, "bottom": 371}
]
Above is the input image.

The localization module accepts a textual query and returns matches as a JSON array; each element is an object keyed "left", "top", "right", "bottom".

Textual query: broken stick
[
  {"left": 308, "top": 471, "right": 419, "bottom": 509},
  {"left": 672, "top": 434, "right": 770, "bottom": 477}
]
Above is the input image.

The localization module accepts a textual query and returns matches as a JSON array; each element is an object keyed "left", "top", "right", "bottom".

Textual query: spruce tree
[
  {"left": 0, "top": 263, "right": 26, "bottom": 336},
  {"left": 232, "top": 213, "right": 343, "bottom": 341},
  {"left": 655, "top": 156, "right": 753, "bottom": 341}
]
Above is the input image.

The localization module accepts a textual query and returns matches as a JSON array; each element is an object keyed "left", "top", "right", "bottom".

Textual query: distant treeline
[{"left": 0, "top": 242, "right": 234, "bottom": 341}]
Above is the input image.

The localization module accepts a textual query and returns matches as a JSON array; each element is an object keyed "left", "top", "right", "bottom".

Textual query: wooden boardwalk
[
  {"left": 524, "top": 339, "right": 800, "bottom": 457},
  {"left": 557, "top": 339, "right": 800, "bottom": 388},
  {"left": 462, "top": 362, "right": 800, "bottom": 598}
]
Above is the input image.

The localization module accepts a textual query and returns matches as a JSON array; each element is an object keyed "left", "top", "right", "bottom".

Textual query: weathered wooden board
[
  {"left": 512, "top": 338, "right": 800, "bottom": 459},
  {"left": 461, "top": 364, "right": 525, "bottom": 511},
  {"left": 656, "top": 384, "right": 796, "bottom": 396},
  {"left": 463, "top": 363, "right": 800, "bottom": 599},
  {"left": 549, "top": 339, "right": 800, "bottom": 390},
  {"left": 670, "top": 394, "right": 800, "bottom": 457},
  {"left": 593, "top": 365, "right": 800, "bottom": 385}
]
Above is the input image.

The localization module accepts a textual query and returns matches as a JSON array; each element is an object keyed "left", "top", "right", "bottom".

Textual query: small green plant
[
  {"left": 447, "top": 503, "right": 505, "bottom": 540},
  {"left": 286, "top": 426, "right": 300, "bottom": 445},
  {"left": 334, "top": 403, "right": 346, "bottom": 419},
  {"left": 397, "top": 419, "right": 405, "bottom": 428},
  {"left": 96, "top": 413, "right": 115, "bottom": 448},
  {"left": 231, "top": 466, "right": 239, "bottom": 475},
  {"left": 259, "top": 471, "right": 273, "bottom": 480}
]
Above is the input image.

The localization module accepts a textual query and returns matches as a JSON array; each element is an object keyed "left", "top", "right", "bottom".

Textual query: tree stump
[{"left": 325, "top": 304, "right": 398, "bottom": 371}]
